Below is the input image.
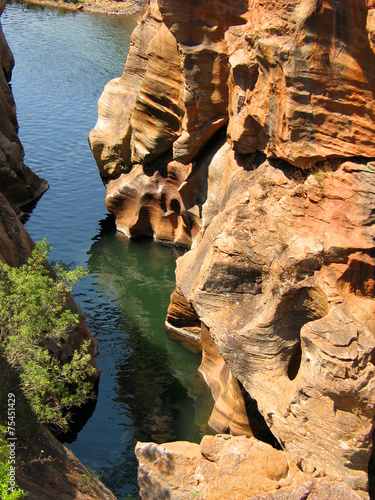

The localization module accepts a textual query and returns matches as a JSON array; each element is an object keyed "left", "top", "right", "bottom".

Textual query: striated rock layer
[
  {"left": 90, "top": 0, "right": 375, "bottom": 497},
  {"left": 172, "top": 155, "right": 375, "bottom": 495}
]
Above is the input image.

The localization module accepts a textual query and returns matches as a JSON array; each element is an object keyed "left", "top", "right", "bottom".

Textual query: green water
[{"left": 1, "top": 3, "right": 212, "bottom": 496}]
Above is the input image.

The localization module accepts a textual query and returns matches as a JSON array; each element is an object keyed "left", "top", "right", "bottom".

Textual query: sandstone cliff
[{"left": 90, "top": 0, "right": 375, "bottom": 498}]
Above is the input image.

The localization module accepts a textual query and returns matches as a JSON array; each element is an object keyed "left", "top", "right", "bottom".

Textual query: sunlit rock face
[
  {"left": 90, "top": 0, "right": 375, "bottom": 243},
  {"left": 89, "top": 0, "right": 248, "bottom": 245},
  {"left": 91, "top": 0, "right": 375, "bottom": 496},
  {"left": 136, "top": 435, "right": 364, "bottom": 500},
  {"left": 227, "top": 0, "right": 375, "bottom": 168},
  {"left": 174, "top": 154, "right": 375, "bottom": 494},
  {"left": 0, "top": 6, "right": 48, "bottom": 214}
]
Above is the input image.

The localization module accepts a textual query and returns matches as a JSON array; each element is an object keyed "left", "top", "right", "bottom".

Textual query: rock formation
[
  {"left": 90, "top": 0, "right": 375, "bottom": 497},
  {"left": 136, "top": 434, "right": 364, "bottom": 500},
  {"left": 0, "top": 1, "right": 48, "bottom": 216},
  {"left": 0, "top": 6, "right": 113, "bottom": 498}
]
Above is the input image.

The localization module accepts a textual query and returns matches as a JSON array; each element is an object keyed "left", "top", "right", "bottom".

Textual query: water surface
[{"left": 1, "top": 4, "right": 209, "bottom": 496}]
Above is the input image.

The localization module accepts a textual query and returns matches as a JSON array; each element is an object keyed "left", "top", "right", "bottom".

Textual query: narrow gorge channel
[{"left": 2, "top": 3, "right": 210, "bottom": 497}]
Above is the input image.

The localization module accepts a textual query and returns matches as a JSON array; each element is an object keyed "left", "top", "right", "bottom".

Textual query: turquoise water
[{"left": 1, "top": 3, "right": 209, "bottom": 496}]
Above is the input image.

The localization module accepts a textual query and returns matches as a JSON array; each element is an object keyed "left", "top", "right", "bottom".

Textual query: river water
[{"left": 1, "top": 3, "right": 211, "bottom": 497}]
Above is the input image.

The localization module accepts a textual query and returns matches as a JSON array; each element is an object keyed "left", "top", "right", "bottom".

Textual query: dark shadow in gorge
[
  {"left": 58, "top": 381, "right": 99, "bottom": 444},
  {"left": 85, "top": 215, "right": 210, "bottom": 444},
  {"left": 239, "top": 381, "right": 282, "bottom": 450}
]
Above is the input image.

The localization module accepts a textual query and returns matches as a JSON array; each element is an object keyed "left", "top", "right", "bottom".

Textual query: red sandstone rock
[{"left": 90, "top": 0, "right": 375, "bottom": 497}]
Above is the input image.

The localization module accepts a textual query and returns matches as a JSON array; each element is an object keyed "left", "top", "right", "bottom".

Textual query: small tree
[{"left": 0, "top": 239, "right": 95, "bottom": 431}]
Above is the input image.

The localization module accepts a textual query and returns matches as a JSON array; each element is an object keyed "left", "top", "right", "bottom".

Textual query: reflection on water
[
  {"left": 2, "top": 4, "right": 212, "bottom": 496},
  {"left": 71, "top": 221, "right": 212, "bottom": 496}
]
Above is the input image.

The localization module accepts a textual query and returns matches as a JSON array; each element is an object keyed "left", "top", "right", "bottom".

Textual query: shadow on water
[{"left": 64, "top": 216, "right": 213, "bottom": 497}]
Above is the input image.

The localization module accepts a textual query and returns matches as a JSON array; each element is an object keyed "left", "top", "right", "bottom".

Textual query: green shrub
[
  {"left": 0, "top": 239, "right": 95, "bottom": 431},
  {"left": 0, "top": 426, "right": 27, "bottom": 499}
]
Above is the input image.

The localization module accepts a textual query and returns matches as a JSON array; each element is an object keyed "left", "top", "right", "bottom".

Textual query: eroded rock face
[
  {"left": 0, "top": 6, "right": 48, "bottom": 214},
  {"left": 227, "top": 0, "right": 375, "bottom": 168},
  {"left": 91, "top": 0, "right": 375, "bottom": 496},
  {"left": 174, "top": 155, "right": 375, "bottom": 494},
  {"left": 90, "top": 0, "right": 375, "bottom": 242},
  {"left": 89, "top": 1, "right": 247, "bottom": 244}
]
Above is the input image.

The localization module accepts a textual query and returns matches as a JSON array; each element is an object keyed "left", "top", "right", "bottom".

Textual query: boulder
[{"left": 136, "top": 434, "right": 364, "bottom": 500}]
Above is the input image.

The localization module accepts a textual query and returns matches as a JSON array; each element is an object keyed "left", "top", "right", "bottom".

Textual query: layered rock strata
[
  {"left": 0, "top": 3, "right": 48, "bottom": 215},
  {"left": 172, "top": 155, "right": 375, "bottom": 495},
  {"left": 90, "top": 0, "right": 375, "bottom": 497}
]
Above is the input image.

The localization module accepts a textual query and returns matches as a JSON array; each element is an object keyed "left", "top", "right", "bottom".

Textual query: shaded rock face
[
  {"left": 0, "top": 4, "right": 48, "bottom": 214},
  {"left": 0, "top": 356, "right": 115, "bottom": 500},
  {"left": 0, "top": 190, "right": 34, "bottom": 266},
  {"left": 91, "top": 0, "right": 375, "bottom": 497}
]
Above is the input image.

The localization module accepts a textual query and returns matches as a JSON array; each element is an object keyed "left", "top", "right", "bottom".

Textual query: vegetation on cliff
[{"left": 0, "top": 239, "right": 95, "bottom": 432}]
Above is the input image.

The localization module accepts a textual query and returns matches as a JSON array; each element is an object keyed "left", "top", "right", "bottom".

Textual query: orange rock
[
  {"left": 136, "top": 434, "right": 364, "bottom": 499},
  {"left": 104, "top": 161, "right": 199, "bottom": 246},
  {"left": 199, "top": 323, "right": 252, "bottom": 436},
  {"left": 90, "top": 1, "right": 375, "bottom": 496},
  {"left": 174, "top": 155, "right": 375, "bottom": 495},
  {"left": 227, "top": 0, "right": 375, "bottom": 167}
]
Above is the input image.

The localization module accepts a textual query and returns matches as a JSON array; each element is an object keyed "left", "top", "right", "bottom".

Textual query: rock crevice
[{"left": 90, "top": 0, "right": 375, "bottom": 497}]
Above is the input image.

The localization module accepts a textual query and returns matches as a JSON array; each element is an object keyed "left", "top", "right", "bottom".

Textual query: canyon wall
[
  {"left": 0, "top": 6, "right": 115, "bottom": 498},
  {"left": 90, "top": 0, "right": 375, "bottom": 498}
]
